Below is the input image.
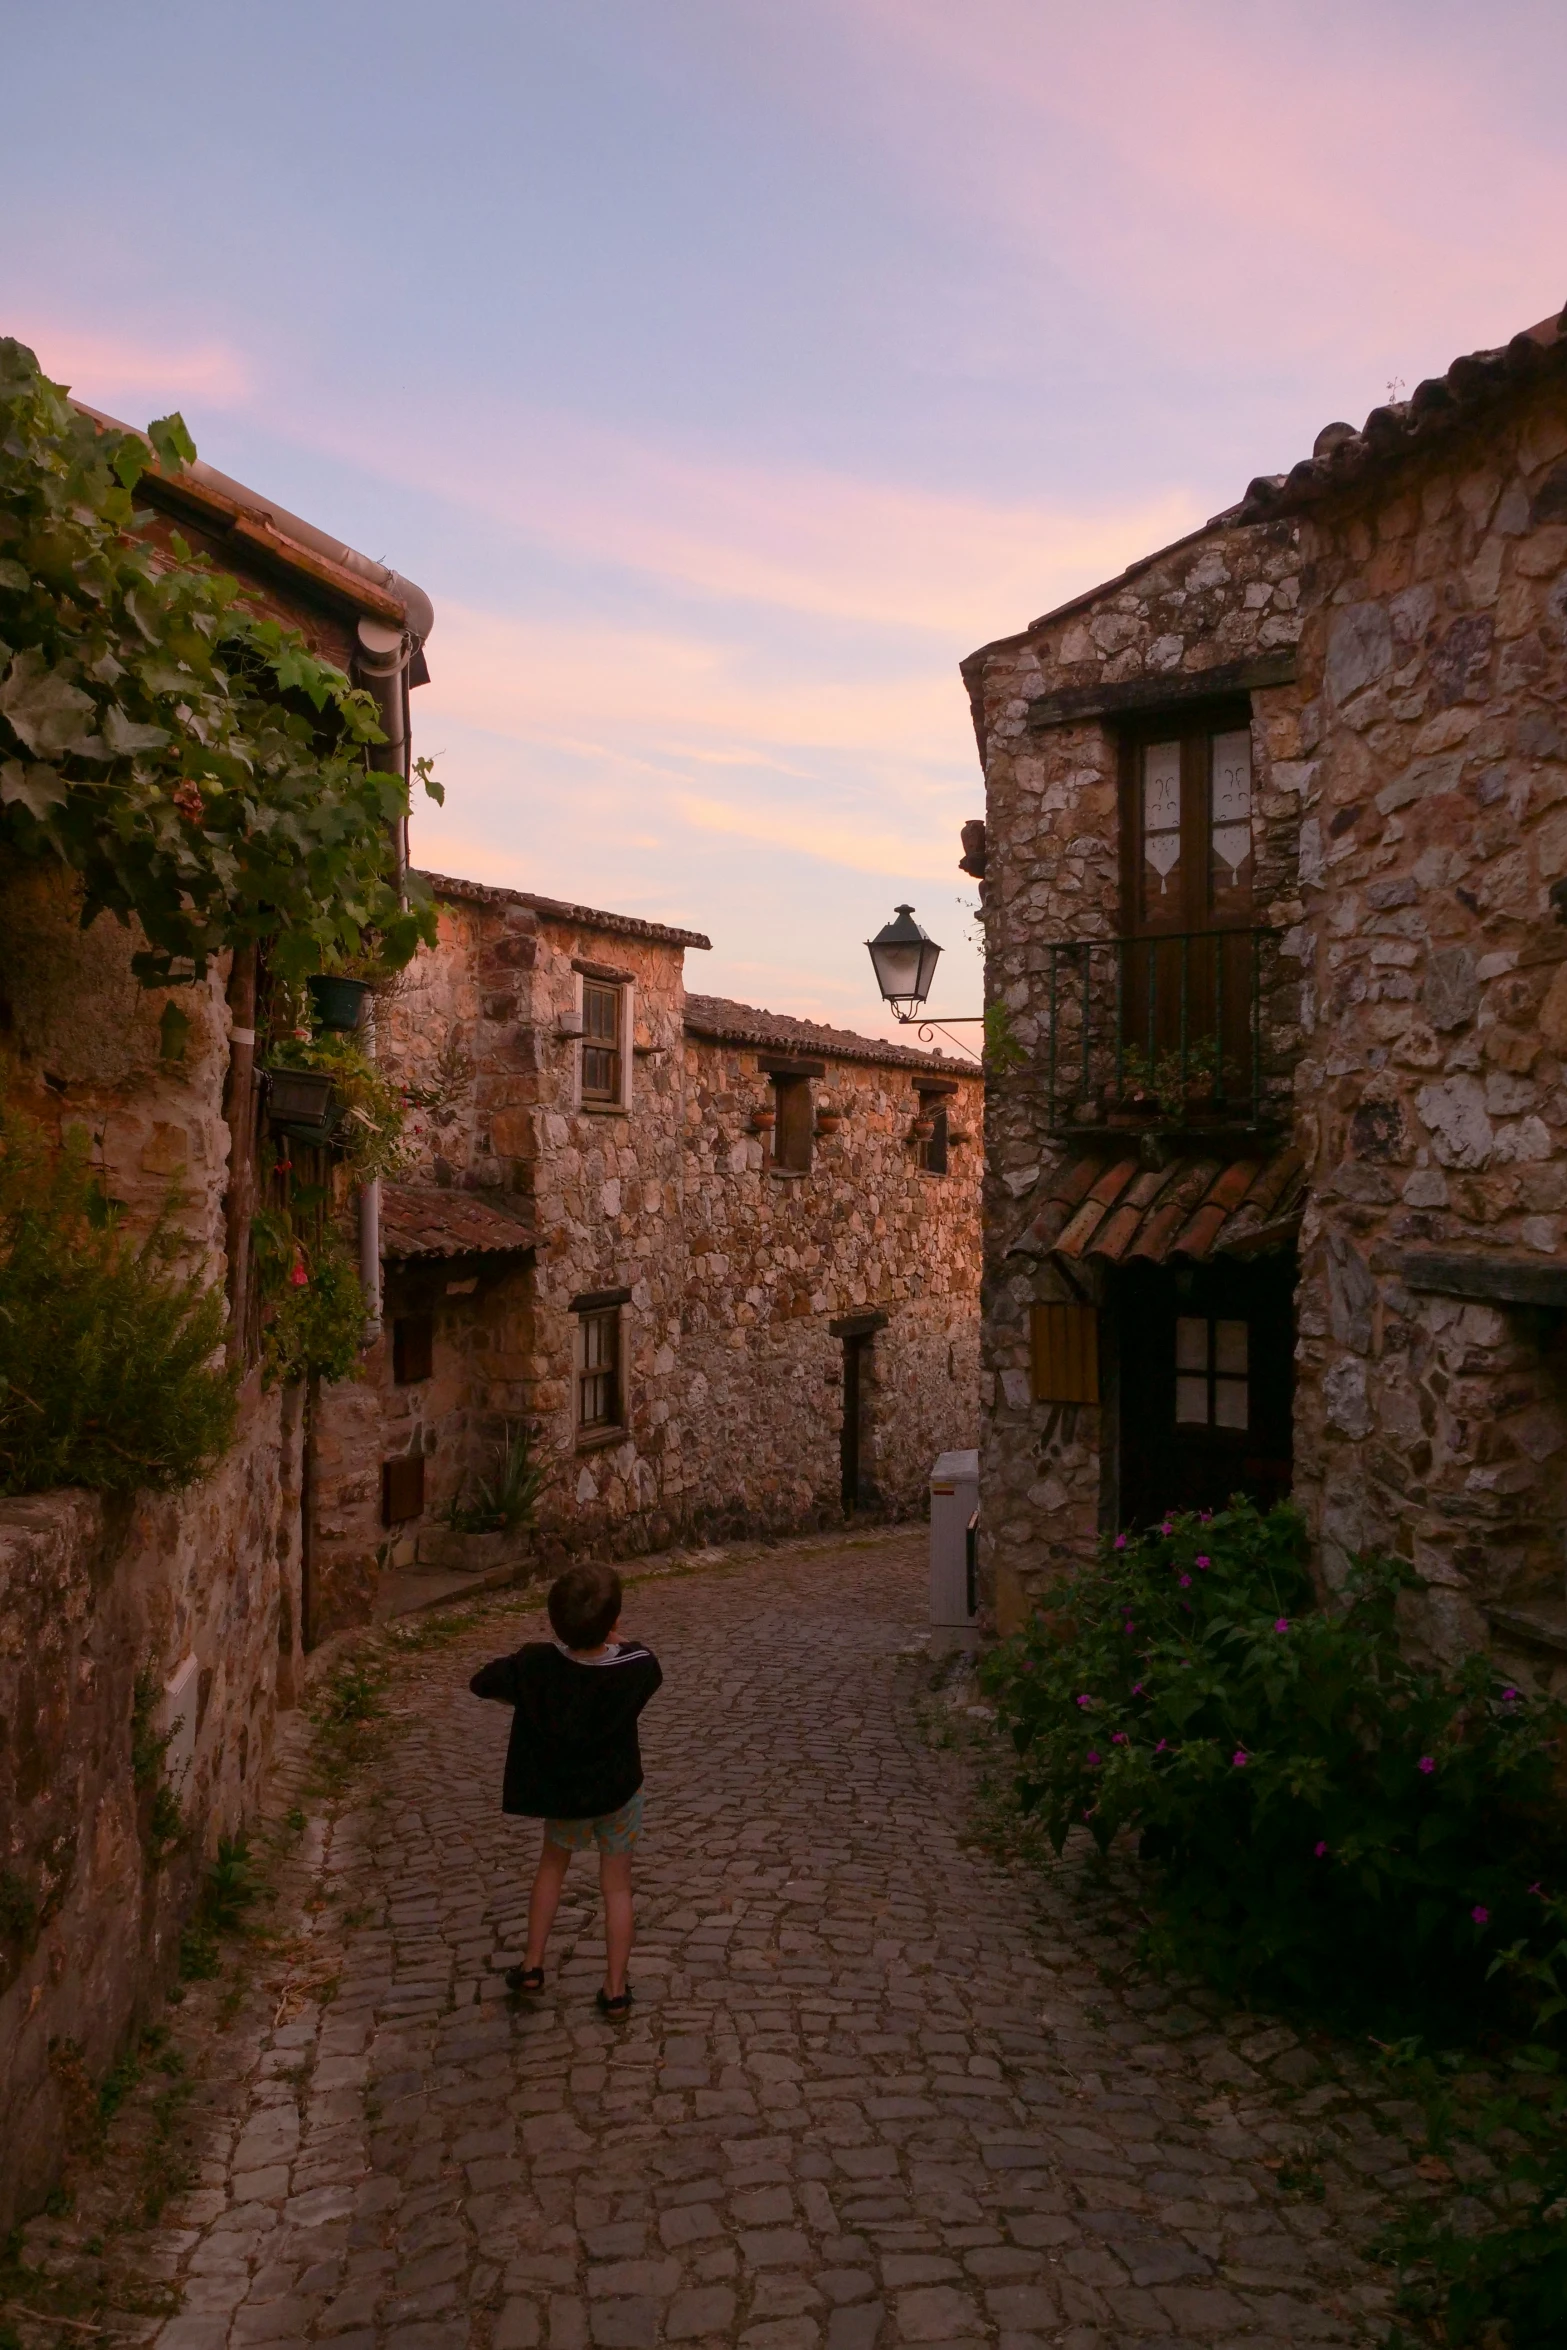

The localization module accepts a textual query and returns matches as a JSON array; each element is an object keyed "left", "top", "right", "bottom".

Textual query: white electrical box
[{"left": 929, "top": 1449, "right": 980, "bottom": 1640}]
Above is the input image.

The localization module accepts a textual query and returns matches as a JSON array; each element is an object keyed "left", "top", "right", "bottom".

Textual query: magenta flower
[
  {"left": 1114, "top": 1534, "right": 1128, "bottom": 1551},
  {"left": 1233, "top": 1750, "right": 1249, "bottom": 1768},
  {"left": 1274, "top": 1618, "right": 1290, "bottom": 1634},
  {"left": 1160, "top": 1521, "right": 1173, "bottom": 1536},
  {"left": 1179, "top": 1574, "right": 1192, "bottom": 1589},
  {"left": 1530, "top": 1882, "right": 1543, "bottom": 1897},
  {"left": 1077, "top": 1694, "right": 1092, "bottom": 1708},
  {"left": 1112, "top": 1732, "right": 1127, "bottom": 1744},
  {"left": 1086, "top": 1751, "right": 1101, "bottom": 1766},
  {"left": 1472, "top": 1906, "right": 1490, "bottom": 1926},
  {"left": 1155, "top": 1739, "right": 1168, "bottom": 1754},
  {"left": 1501, "top": 1688, "right": 1519, "bottom": 1703},
  {"left": 1196, "top": 1555, "right": 1210, "bottom": 1569},
  {"left": 1418, "top": 1756, "right": 1435, "bottom": 1775},
  {"left": 1314, "top": 1841, "right": 1328, "bottom": 1858},
  {"left": 1132, "top": 1682, "right": 1145, "bottom": 1696}
]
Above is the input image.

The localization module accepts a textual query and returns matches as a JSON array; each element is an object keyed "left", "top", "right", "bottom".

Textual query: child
[{"left": 470, "top": 1562, "right": 661, "bottom": 2016}]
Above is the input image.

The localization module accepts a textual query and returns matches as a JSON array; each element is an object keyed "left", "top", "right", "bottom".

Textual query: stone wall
[
  {"left": 962, "top": 514, "right": 1309, "bottom": 1625},
  {"left": 307, "top": 878, "right": 984, "bottom": 1608},
  {"left": 0, "top": 870, "right": 306, "bottom": 2231},
  {"left": 1272, "top": 367, "right": 1567, "bottom": 1648}
]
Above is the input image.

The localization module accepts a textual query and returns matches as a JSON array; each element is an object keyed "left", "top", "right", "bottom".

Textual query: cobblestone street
[{"left": 22, "top": 1528, "right": 1421, "bottom": 2350}]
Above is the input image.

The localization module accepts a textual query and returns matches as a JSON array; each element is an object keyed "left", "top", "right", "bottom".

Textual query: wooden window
[
  {"left": 1122, "top": 708, "right": 1255, "bottom": 937},
  {"left": 581, "top": 981, "right": 623, "bottom": 1105},
  {"left": 577, "top": 1306, "right": 622, "bottom": 1434},
  {"left": 392, "top": 1313, "right": 433, "bottom": 1385},
  {"left": 772, "top": 1075, "right": 813, "bottom": 1172},
  {"left": 1030, "top": 1303, "right": 1100, "bottom": 1404},
  {"left": 382, "top": 1453, "right": 426, "bottom": 1525},
  {"left": 917, "top": 1102, "right": 949, "bottom": 1175},
  {"left": 1175, "top": 1315, "right": 1249, "bottom": 1429}
]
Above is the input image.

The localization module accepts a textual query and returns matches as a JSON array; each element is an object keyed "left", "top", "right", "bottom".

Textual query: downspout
[{"left": 352, "top": 616, "right": 419, "bottom": 1345}]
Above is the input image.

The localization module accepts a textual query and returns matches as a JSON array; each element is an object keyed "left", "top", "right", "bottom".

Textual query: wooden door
[{"left": 1114, "top": 1254, "right": 1295, "bottom": 1533}]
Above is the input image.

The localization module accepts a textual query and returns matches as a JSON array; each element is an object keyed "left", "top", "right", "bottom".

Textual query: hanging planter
[
  {"left": 814, "top": 1110, "right": 843, "bottom": 1137},
  {"left": 308, "top": 974, "right": 370, "bottom": 1033},
  {"left": 264, "top": 1066, "right": 339, "bottom": 1141},
  {"left": 911, "top": 1116, "right": 935, "bottom": 1143},
  {"left": 750, "top": 1107, "right": 777, "bottom": 1134}
]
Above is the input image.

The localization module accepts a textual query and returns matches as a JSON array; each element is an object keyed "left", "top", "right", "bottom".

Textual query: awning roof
[
  {"left": 1008, "top": 1147, "right": 1306, "bottom": 1269},
  {"left": 379, "top": 1185, "right": 535, "bottom": 1264}
]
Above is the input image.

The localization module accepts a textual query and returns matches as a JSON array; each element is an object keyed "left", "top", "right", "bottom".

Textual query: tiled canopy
[{"left": 1009, "top": 1147, "right": 1306, "bottom": 1268}]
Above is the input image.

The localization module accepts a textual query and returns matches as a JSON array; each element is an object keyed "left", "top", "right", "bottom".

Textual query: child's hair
[{"left": 548, "top": 1563, "right": 623, "bottom": 1651}]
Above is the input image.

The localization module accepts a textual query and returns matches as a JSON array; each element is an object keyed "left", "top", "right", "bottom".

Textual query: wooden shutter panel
[
  {"left": 1030, "top": 1303, "right": 1100, "bottom": 1404},
  {"left": 382, "top": 1454, "right": 426, "bottom": 1525}
]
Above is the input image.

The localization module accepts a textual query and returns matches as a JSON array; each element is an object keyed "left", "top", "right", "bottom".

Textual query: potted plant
[
  {"left": 264, "top": 1065, "right": 339, "bottom": 1139},
  {"left": 750, "top": 1106, "right": 776, "bottom": 1134},
  {"left": 911, "top": 1115, "right": 935, "bottom": 1143},
  {"left": 307, "top": 972, "right": 371, "bottom": 1033},
  {"left": 814, "top": 1109, "right": 843, "bottom": 1137}
]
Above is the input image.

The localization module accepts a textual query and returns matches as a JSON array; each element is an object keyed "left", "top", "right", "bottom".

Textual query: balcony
[{"left": 1037, "top": 928, "right": 1286, "bottom": 1144}]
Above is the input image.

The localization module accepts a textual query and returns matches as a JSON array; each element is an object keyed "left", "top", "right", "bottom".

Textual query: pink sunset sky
[{"left": 5, "top": 0, "right": 1566, "bottom": 1039}]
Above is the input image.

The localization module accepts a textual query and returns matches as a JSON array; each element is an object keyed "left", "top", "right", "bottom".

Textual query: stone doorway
[
  {"left": 1112, "top": 1251, "right": 1296, "bottom": 1533},
  {"left": 831, "top": 1309, "right": 888, "bottom": 1515}
]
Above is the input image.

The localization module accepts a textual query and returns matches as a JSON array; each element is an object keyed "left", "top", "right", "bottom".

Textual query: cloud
[
  {"left": 673, "top": 790, "right": 960, "bottom": 881},
  {"left": 8, "top": 321, "right": 254, "bottom": 413}
]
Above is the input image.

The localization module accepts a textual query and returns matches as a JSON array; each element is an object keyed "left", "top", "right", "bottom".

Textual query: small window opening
[
  {"left": 917, "top": 1100, "right": 949, "bottom": 1174},
  {"left": 577, "top": 1306, "right": 623, "bottom": 1434},
  {"left": 581, "top": 982, "right": 623, "bottom": 1105},
  {"left": 382, "top": 1453, "right": 426, "bottom": 1525},
  {"left": 772, "top": 1075, "right": 813, "bottom": 1172},
  {"left": 1175, "top": 1315, "right": 1249, "bottom": 1429},
  {"left": 393, "top": 1314, "right": 433, "bottom": 1385}
]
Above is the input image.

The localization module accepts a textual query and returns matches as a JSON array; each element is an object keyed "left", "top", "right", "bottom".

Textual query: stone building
[
  {"left": 0, "top": 421, "right": 436, "bottom": 2227},
  {"left": 964, "top": 303, "right": 1567, "bottom": 1673},
  {"left": 307, "top": 875, "right": 983, "bottom": 1625}
]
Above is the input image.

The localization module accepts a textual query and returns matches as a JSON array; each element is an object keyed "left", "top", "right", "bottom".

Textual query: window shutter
[{"left": 1030, "top": 1303, "right": 1100, "bottom": 1405}]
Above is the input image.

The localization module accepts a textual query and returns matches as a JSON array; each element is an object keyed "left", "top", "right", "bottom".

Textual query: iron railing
[{"left": 1039, "top": 928, "right": 1282, "bottom": 1138}]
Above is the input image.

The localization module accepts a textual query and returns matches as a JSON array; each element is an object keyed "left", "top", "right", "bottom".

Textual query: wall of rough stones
[
  {"left": 309, "top": 879, "right": 983, "bottom": 1603},
  {"left": 1277, "top": 371, "right": 1567, "bottom": 1649},
  {"left": 962, "top": 513, "right": 1310, "bottom": 1627},
  {"left": 0, "top": 871, "right": 304, "bottom": 2231}
]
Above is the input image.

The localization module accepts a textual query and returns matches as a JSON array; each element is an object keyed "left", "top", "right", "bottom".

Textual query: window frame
[
  {"left": 1117, "top": 699, "right": 1257, "bottom": 939},
  {"left": 771, "top": 1073, "right": 814, "bottom": 1174},
  {"left": 1174, "top": 1313, "right": 1250, "bottom": 1433},
  {"left": 392, "top": 1312, "right": 434, "bottom": 1385},
  {"left": 575, "top": 1302, "right": 626, "bottom": 1444}
]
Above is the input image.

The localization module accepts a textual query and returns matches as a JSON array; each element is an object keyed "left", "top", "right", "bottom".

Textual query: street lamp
[
  {"left": 866, "top": 905, "right": 942, "bottom": 1018},
  {"left": 865, "top": 905, "right": 983, "bottom": 1057}
]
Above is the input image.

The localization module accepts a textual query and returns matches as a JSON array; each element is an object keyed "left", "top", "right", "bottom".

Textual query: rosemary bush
[{"left": 0, "top": 1099, "right": 235, "bottom": 1494}]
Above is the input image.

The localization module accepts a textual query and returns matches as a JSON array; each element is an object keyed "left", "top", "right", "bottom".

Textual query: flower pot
[
  {"left": 750, "top": 1109, "right": 776, "bottom": 1133},
  {"left": 264, "top": 1066, "right": 339, "bottom": 1139},
  {"left": 814, "top": 1113, "right": 842, "bottom": 1137},
  {"left": 308, "top": 974, "right": 370, "bottom": 1032},
  {"left": 911, "top": 1117, "right": 935, "bottom": 1142}
]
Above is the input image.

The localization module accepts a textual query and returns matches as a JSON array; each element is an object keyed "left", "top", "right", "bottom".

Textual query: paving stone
[{"left": 133, "top": 1535, "right": 1423, "bottom": 2350}]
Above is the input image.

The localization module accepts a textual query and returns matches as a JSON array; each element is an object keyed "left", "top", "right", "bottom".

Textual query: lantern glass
[{"left": 867, "top": 905, "right": 942, "bottom": 1014}]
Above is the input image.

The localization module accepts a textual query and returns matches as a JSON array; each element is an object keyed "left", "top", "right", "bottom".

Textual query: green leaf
[
  {"left": 0, "top": 758, "right": 68, "bottom": 818},
  {"left": 147, "top": 413, "right": 197, "bottom": 473}
]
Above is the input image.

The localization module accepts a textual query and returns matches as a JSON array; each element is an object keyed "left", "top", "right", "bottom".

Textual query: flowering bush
[{"left": 982, "top": 1500, "right": 1565, "bottom": 2035}]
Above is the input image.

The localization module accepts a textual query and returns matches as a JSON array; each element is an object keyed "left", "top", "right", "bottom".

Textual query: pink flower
[
  {"left": 1086, "top": 1751, "right": 1101, "bottom": 1766},
  {"left": 1501, "top": 1688, "right": 1519, "bottom": 1703},
  {"left": 1530, "top": 1882, "right": 1543, "bottom": 1898},
  {"left": 1233, "top": 1750, "right": 1249, "bottom": 1768},
  {"left": 1160, "top": 1521, "right": 1173, "bottom": 1536},
  {"left": 1123, "top": 1620, "right": 1136, "bottom": 1634},
  {"left": 1472, "top": 1906, "right": 1490, "bottom": 1926},
  {"left": 1418, "top": 1756, "right": 1435, "bottom": 1775},
  {"left": 1155, "top": 1739, "right": 1167, "bottom": 1754},
  {"left": 1114, "top": 1535, "right": 1128, "bottom": 1551},
  {"left": 1274, "top": 1618, "right": 1290, "bottom": 1634},
  {"left": 1077, "top": 1694, "right": 1092, "bottom": 1708},
  {"left": 1179, "top": 1575, "right": 1192, "bottom": 1589},
  {"left": 1111, "top": 1732, "right": 1127, "bottom": 1745},
  {"left": 1314, "top": 1841, "right": 1328, "bottom": 1857},
  {"left": 289, "top": 1258, "right": 309, "bottom": 1289},
  {"left": 1196, "top": 1555, "right": 1210, "bottom": 1569},
  {"left": 1131, "top": 1683, "right": 1145, "bottom": 1697}
]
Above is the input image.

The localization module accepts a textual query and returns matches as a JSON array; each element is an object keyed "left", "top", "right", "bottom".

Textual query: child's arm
[{"left": 469, "top": 1651, "right": 523, "bottom": 1703}]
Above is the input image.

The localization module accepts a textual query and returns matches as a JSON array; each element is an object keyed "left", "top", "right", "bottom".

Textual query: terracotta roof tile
[
  {"left": 1007, "top": 1146, "right": 1304, "bottom": 1268},
  {"left": 379, "top": 1184, "right": 535, "bottom": 1263},
  {"left": 682, "top": 993, "right": 975, "bottom": 1078},
  {"left": 420, "top": 870, "right": 712, "bottom": 952}
]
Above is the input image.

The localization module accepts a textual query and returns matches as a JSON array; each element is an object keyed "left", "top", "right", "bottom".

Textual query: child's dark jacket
[{"left": 469, "top": 1639, "right": 661, "bottom": 1819}]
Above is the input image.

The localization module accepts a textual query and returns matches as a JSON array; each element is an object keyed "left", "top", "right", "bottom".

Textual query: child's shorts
[{"left": 543, "top": 1791, "right": 643, "bottom": 1854}]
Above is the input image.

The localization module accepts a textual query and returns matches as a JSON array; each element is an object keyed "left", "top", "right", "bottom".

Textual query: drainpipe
[{"left": 353, "top": 616, "right": 423, "bottom": 1346}]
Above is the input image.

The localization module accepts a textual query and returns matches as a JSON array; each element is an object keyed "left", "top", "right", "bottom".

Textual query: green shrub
[
  {"left": 252, "top": 1206, "right": 364, "bottom": 1388},
  {"left": 445, "top": 1422, "right": 547, "bottom": 1535},
  {"left": 982, "top": 1500, "right": 1566, "bottom": 2038},
  {"left": 0, "top": 1100, "right": 236, "bottom": 1495}
]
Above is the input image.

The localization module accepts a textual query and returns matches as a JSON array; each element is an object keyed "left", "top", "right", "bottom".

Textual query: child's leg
[
  {"left": 525, "top": 1836, "right": 571, "bottom": 1969},
  {"left": 599, "top": 1849, "right": 633, "bottom": 1997}
]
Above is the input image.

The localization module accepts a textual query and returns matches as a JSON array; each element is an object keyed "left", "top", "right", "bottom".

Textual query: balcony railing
[{"left": 1039, "top": 928, "right": 1283, "bottom": 1140}]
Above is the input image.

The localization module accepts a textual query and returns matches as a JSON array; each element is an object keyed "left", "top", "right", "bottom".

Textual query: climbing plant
[{"left": 0, "top": 338, "right": 442, "bottom": 986}]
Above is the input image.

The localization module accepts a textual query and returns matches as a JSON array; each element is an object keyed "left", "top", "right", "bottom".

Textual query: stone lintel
[
  {"left": 829, "top": 1311, "right": 890, "bottom": 1339},
  {"left": 757, "top": 1052, "right": 827, "bottom": 1078},
  {"left": 1026, "top": 650, "right": 1298, "bottom": 733},
  {"left": 569, "top": 1285, "right": 633, "bottom": 1313},
  {"left": 1399, "top": 1250, "right": 1567, "bottom": 1311}
]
